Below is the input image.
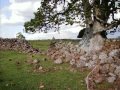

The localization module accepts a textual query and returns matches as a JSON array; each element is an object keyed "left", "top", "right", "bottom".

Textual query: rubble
[
  {"left": 47, "top": 39, "right": 120, "bottom": 88},
  {"left": 54, "top": 58, "right": 63, "bottom": 64},
  {"left": 0, "top": 38, "right": 41, "bottom": 54}
]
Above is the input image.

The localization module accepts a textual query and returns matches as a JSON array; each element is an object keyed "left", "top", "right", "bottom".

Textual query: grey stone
[
  {"left": 107, "top": 76, "right": 116, "bottom": 83},
  {"left": 109, "top": 49, "right": 119, "bottom": 57},
  {"left": 70, "top": 59, "right": 75, "bottom": 65},
  {"left": 80, "top": 56, "right": 86, "bottom": 61},
  {"left": 33, "top": 59, "right": 39, "bottom": 64},
  {"left": 100, "top": 64, "right": 110, "bottom": 74},
  {"left": 86, "top": 61, "right": 96, "bottom": 69},
  {"left": 92, "top": 55, "right": 98, "bottom": 61},
  {"left": 107, "top": 57, "right": 114, "bottom": 63},
  {"left": 114, "top": 66, "right": 120, "bottom": 77},
  {"left": 109, "top": 64, "right": 117, "bottom": 73},
  {"left": 108, "top": 73, "right": 116, "bottom": 77},
  {"left": 38, "top": 66, "right": 43, "bottom": 70},
  {"left": 54, "top": 58, "right": 63, "bottom": 64},
  {"left": 99, "top": 52, "right": 108, "bottom": 60},
  {"left": 76, "top": 60, "right": 86, "bottom": 68}
]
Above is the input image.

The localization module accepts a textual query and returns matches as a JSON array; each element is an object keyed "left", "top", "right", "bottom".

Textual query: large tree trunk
[
  {"left": 80, "top": 21, "right": 105, "bottom": 53},
  {"left": 80, "top": 0, "right": 111, "bottom": 53}
]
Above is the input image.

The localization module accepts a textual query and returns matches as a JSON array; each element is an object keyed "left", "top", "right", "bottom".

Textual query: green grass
[
  {"left": 28, "top": 40, "right": 51, "bottom": 51},
  {"left": 0, "top": 40, "right": 114, "bottom": 90},
  {"left": 0, "top": 50, "right": 88, "bottom": 90}
]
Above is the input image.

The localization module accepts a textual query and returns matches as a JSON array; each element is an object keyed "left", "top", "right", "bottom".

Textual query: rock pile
[
  {"left": 0, "top": 38, "right": 40, "bottom": 54},
  {"left": 47, "top": 39, "right": 120, "bottom": 89}
]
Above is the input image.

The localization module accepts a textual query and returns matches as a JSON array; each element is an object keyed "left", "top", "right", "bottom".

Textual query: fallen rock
[
  {"left": 38, "top": 66, "right": 43, "bottom": 70},
  {"left": 33, "top": 59, "right": 39, "bottom": 64},
  {"left": 54, "top": 58, "right": 63, "bottom": 64}
]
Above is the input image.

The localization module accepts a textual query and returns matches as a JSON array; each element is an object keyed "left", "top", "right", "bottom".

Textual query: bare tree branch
[{"left": 104, "top": 20, "right": 120, "bottom": 31}]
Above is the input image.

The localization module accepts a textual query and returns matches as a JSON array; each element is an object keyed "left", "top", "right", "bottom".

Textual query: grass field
[{"left": 0, "top": 40, "right": 113, "bottom": 90}]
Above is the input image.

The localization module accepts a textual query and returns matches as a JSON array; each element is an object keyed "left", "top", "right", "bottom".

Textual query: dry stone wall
[
  {"left": 47, "top": 39, "right": 120, "bottom": 88},
  {"left": 0, "top": 38, "right": 40, "bottom": 54}
]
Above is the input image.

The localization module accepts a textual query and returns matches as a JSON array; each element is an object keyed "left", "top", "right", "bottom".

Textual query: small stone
[
  {"left": 39, "top": 84, "right": 44, "bottom": 89},
  {"left": 92, "top": 55, "right": 98, "bottom": 61},
  {"left": 109, "top": 64, "right": 117, "bottom": 73},
  {"left": 80, "top": 56, "right": 86, "bottom": 61},
  {"left": 70, "top": 59, "right": 75, "bottom": 65},
  {"left": 76, "top": 60, "right": 86, "bottom": 68},
  {"left": 100, "top": 64, "right": 110, "bottom": 74},
  {"left": 114, "top": 66, "right": 120, "bottom": 77},
  {"left": 54, "top": 58, "right": 63, "bottom": 64},
  {"left": 107, "top": 57, "right": 114, "bottom": 63},
  {"left": 107, "top": 76, "right": 116, "bottom": 83},
  {"left": 100, "top": 59, "right": 107, "bottom": 64},
  {"left": 109, "top": 49, "right": 119, "bottom": 57},
  {"left": 94, "top": 74, "right": 104, "bottom": 84},
  {"left": 108, "top": 73, "right": 116, "bottom": 77},
  {"left": 33, "top": 59, "right": 39, "bottom": 64},
  {"left": 38, "top": 66, "right": 43, "bottom": 70},
  {"left": 99, "top": 52, "right": 108, "bottom": 60},
  {"left": 87, "top": 61, "right": 96, "bottom": 69}
]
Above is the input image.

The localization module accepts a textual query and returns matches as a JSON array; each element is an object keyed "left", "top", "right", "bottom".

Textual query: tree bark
[{"left": 80, "top": 21, "right": 105, "bottom": 53}]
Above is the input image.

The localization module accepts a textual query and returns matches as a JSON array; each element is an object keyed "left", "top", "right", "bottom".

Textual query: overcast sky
[{"left": 0, "top": 0, "right": 120, "bottom": 40}]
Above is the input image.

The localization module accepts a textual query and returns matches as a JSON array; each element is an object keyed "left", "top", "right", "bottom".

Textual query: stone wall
[
  {"left": 0, "top": 38, "right": 40, "bottom": 54},
  {"left": 47, "top": 39, "right": 120, "bottom": 89}
]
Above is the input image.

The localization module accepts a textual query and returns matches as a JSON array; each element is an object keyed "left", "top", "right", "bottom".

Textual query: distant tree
[
  {"left": 16, "top": 32, "right": 25, "bottom": 40},
  {"left": 24, "top": 0, "right": 120, "bottom": 48}
]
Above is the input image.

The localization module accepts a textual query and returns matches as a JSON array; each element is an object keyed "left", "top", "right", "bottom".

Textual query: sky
[
  {"left": 0, "top": 0, "right": 82, "bottom": 40},
  {"left": 0, "top": 0, "right": 120, "bottom": 40}
]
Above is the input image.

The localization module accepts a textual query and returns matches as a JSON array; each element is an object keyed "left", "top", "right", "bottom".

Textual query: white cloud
[
  {"left": 1, "top": 0, "right": 41, "bottom": 25},
  {"left": 10, "top": 0, "right": 40, "bottom": 3},
  {"left": 23, "top": 25, "right": 83, "bottom": 40}
]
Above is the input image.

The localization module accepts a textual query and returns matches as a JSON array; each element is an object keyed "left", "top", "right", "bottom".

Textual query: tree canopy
[{"left": 24, "top": 0, "right": 120, "bottom": 33}]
